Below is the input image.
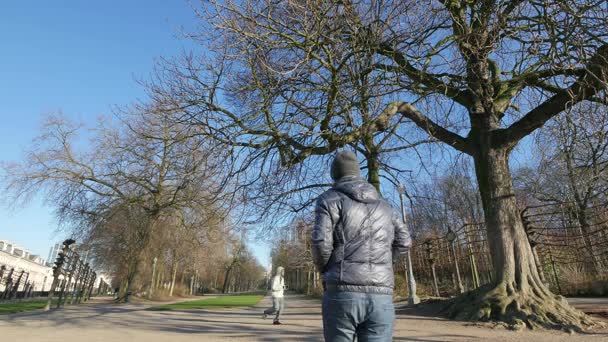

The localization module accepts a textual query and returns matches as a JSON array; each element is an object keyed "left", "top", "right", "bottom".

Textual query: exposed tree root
[{"left": 442, "top": 283, "right": 601, "bottom": 333}]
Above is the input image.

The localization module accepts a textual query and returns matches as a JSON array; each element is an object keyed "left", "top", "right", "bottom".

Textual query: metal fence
[
  {"left": 44, "top": 239, "right": 95, "bottom": 309},
  {"left": 1, "top": 239, "right": 111, "bottom": 309},
  {"left": 0, "top": 266, "right": 38, "bottom": 300},
  {"left": 407, "top": 201, "right": 608, "bottom": 297},
  {"left": 409, "top": 222, "right": 492, "bottom": 297},
  {"left": 523, "top": 202, "right": 608, "bottom": 295}
]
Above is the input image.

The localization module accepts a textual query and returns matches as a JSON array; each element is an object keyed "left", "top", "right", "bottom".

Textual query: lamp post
[
  {"left": 446, "top": 226, "right": 464, "bottom": 294},
  {"left": 397, "top": 183, "right": 420, "bottom": 305}
]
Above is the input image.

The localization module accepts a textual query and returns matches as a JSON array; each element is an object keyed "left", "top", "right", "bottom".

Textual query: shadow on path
[{"left": 2, "top": 294, "right": 607, "bottom": 341}]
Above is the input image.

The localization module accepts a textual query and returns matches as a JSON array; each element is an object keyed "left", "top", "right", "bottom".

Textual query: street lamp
[
  {"left": 446, "top": 226, "right": 464, "bottom": 294},
  {"left": 397, "top": 183, "right": 420, "bottom": 305}
]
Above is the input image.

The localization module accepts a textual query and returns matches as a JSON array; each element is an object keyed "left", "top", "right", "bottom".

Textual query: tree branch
[
  {"left": 378, "top": 101, "right": 470, "bottom": 154},
  {"left": 375, "top": 43, "right": 471, "bottom": 107},
  {"left": 495, "top": 44, "right": 608, "bottom": 147}
]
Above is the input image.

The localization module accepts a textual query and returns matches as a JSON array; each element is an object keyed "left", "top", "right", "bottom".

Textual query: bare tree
[
  {"left": 525, "top": 102, "right": 608, "bottom": 276},
  {"left": 270, "top": 217, "right": 318, "bottom": 294},
  {"left": 140, "top": 0, "right": 608, "bottom": 329},
  {"left": 2, "top": 109, "right": 230, "bottom": 301},
  {"left": 219, "top": 240, "right": 265, "bottom": 293},
  {"left": 366, "top": 2, "right": 607, "bottom": 329},
  {"left": 84, "top": 203, "right": 154, "bottom": 298},
  {"left": 142, "top": 1, "right": 444, "bottom": 227}
]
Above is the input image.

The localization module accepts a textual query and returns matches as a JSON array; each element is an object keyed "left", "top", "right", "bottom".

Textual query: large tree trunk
[{"left": 445, "top": 147, "right": 594, "bottom": 331}]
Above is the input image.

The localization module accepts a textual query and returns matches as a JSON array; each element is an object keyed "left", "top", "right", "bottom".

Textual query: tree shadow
[{"left": 396, "top": 298, "right": 608, "bottom": 337}]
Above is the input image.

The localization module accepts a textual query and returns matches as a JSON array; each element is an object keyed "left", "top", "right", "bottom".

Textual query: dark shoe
[
  {"left": 262, "top": 313, "right": 267, "bottom": 319},
  {"left": 273, "top": 320, "right": 282, "bottom": 325}
]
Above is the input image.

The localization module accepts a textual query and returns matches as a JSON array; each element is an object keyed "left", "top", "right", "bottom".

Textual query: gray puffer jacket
[{"left": 311, "top": 176, "right": 411, "bottom": 295}]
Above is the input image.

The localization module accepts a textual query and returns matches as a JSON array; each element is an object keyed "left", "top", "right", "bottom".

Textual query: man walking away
[
  {"left": 263, "top": 266, "right": 285, "bottom": 325},
  {"left": 311, "top": 150, "right": 412, "bottom": 342}
]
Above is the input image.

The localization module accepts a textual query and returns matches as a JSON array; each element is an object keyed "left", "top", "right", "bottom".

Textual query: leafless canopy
[{"left": 142, "top": 1, "right": 608, "bottom": 227}]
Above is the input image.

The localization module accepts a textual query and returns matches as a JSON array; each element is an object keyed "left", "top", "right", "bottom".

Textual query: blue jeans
[
  {"left": 263, "top": 296, "right": 284, "bottom": 321},
  {"left": 322, "top": 291, "right": 395, "bottom": 342}
]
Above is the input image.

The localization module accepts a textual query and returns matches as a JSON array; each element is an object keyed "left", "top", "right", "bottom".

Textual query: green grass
[
  {"left": 148, "top": 295, "right": 264, "bottom": 311},
  {"left": 0, "top": 300, "right": 50, "bottom": 315}
]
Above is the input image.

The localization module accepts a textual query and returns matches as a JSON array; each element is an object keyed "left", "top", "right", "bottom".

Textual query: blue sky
[
  {"left": 0, "top": 1, "right": 269, "bottom": 268},
  {"left": 0, "top": 1, "right": 542, "bottom": 272}
]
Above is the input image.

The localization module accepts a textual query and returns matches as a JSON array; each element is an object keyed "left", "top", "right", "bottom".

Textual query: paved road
[
  {"left": 568, "top": 297, "right": 608, "bottom": 316},
  {"left": 0, "top": 295, "right": 606, "bottom": 341}
]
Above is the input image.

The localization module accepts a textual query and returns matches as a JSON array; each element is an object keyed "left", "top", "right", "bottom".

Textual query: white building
[{"left": 0, "top": 240, "right": 54, "bottom": 292}]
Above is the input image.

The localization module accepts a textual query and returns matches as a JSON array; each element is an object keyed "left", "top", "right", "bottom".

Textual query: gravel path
[{"left": 0, "top": 294, "right": 606, "bottom": 341}]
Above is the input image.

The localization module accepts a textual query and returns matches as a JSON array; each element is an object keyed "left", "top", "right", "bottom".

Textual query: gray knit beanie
[{"left": 330, "top": 150, "right": 361, "bottom": 181}]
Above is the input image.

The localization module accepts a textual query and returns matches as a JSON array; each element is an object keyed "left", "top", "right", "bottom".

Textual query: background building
[{"left": 0, "top": 239, "right": 53, "bottom": 292}]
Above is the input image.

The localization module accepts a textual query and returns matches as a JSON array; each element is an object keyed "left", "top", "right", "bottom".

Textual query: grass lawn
[
  {"left": 148, "top": 295, "right": 264, "bottom": 311},
  {"left": 0, "top": 300, "right": 50, "bottom": 315}
]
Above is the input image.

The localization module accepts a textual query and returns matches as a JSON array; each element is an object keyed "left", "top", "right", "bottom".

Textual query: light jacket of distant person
[{"left": 270, "top": 266, "right": 285, "bottom": 298}]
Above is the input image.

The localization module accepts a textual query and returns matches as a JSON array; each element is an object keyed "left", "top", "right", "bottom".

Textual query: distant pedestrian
[
  {"left": 263, "top": 266, "right": 285, "bottom": 325},
  {"left": 311, "top": 150, "right": 411, "bottom": 341}
]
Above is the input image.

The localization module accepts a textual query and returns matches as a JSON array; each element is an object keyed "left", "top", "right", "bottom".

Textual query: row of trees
[
  {"left": 2, "top": 109, "right": 265, "bottom": 300},
  {"left": 269, "top": 219, "right": 321, "bottom": 295}
]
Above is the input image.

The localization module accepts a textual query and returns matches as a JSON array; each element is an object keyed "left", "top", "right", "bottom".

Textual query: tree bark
[
  {"left": 531, "top": 246, "right": 547, "bottom": 285},
  {"left": 169, "top": 263, "right": 177, "bottom": 297},
  {"left": 475, "top": 148, "right": 533, "bottom": 286},
  {"left": 445, "top": 146, "right": 594, "bottom": 331},
  {"left": 122, "top": 259, "right": 139, "bottom": 303},
  {"left": 156, "top": 268, "right": 164, "bottom": 294},
  {"left": 365, "top": 152, "right": 381, "bottom": 192},
  {"left": 222, "top": 265, "right": 233, "bottom": 294}
]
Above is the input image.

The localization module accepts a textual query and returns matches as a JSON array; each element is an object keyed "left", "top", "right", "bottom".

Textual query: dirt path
[{"left": 0, "top": 294, "right": 606, "bottom": 341}]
